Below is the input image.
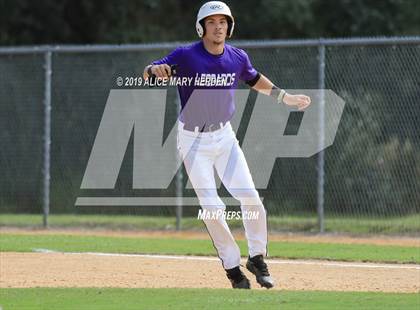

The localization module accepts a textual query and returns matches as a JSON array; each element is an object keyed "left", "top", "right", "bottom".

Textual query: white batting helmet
[{"left": 196, "top": 1, "right": 235, "bottom": 38}]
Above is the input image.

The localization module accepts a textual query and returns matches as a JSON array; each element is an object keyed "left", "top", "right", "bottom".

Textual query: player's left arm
[{"left": 248, "top": 73, "right": 311, "bottom": 111}]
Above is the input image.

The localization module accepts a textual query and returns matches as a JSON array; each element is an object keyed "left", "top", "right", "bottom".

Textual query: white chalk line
[{"left": 32, "top": 249, "right": 420, "bottom": 270}]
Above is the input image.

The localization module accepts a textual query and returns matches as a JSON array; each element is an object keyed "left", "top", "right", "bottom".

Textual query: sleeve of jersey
[
  {"left": 151, "top": 47, "right": 183, "bottom": 65},
  {"left": 239, "top": 51, "right": 259, "bottom": 85}
]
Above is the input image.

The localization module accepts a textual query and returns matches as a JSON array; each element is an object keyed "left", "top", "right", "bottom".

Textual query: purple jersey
[{"left": 152, "top": 41, "right": 258, "bottom": 125}]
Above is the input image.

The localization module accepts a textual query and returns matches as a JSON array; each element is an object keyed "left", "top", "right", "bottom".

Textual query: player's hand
[
  {"left": 151, "top": 64, "right": 172, "bottom": 78},
  {"left": 283, "top": 93, "right": 311, "bottom": 111}
]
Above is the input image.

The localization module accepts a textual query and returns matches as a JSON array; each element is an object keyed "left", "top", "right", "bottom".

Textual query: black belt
[{"left": 182, "top": 122, "right": 227, "bottom": 133}]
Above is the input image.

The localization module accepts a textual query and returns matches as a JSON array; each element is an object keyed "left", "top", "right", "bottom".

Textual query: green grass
[
  {"left": 1, "top": 213, "right": 419, "bottom": 235},
  {"left": 0, "top": 288, "right": 418, "bottom": 310},
  {"left": 1, "top": 233, "right": 419, "bottom": 263}
]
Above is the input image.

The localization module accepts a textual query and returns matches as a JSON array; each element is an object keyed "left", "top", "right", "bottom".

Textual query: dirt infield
[
  {"left": 1, "top": 252, "right": 419, "bottom": 293},
  {"left": 1, "top": 229, "right": 419, "bottom": 293}
]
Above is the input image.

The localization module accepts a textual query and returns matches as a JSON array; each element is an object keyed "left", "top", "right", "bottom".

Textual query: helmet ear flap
[
  {"left": 227, "top": 19, "right": 234, "bottom": 38},
  {"left": 199, "top": 19, "right": 206, "bottom": 37}
]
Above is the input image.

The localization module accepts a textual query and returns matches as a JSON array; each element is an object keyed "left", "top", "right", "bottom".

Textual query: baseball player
[{"left": 143, "top": 1, "right": 311, "bottom": 289}]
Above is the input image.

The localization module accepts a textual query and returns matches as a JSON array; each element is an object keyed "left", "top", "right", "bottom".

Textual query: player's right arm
[
  {"left": 143, "top": 46, "right": 183, "bottom": 79},
  {"left": 143, "top": 64, "right": 172, "bottom": 79}
]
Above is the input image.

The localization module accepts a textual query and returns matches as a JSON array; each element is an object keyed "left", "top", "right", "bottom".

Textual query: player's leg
[
  {"left": 214, "top": 130, "right": 268, "bottom": 258},
  {"left": 214, "top": 129, "right": 274, "bottom": 288},
  {"left": 177, "top": 129, "right": 242, "bottom": 271}
]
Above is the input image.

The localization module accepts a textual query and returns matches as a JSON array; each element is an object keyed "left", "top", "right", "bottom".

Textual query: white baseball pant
[{"left": 177, "top": 121, "right": 268, "bottom": 269}]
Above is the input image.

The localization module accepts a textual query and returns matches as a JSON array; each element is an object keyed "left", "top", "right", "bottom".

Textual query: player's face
[{"left": 204, "top": 15, "right": 228, "bottom": 44}]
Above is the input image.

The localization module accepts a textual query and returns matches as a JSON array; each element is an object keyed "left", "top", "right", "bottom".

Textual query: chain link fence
[{"left": 1, "top": 37, "right": 419, "bottom": 234}]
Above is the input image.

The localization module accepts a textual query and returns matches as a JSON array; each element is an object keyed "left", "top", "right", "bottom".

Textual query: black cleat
[
  {"left": 246, "top": 255, "right": 275, "bottom": 289},
  {"left": 225, "top": 266, "right": 251, "bottom": 289}
]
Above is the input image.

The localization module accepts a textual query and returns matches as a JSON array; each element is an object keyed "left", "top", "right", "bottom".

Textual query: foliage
[{"left": 0, "top": 0, "right": 419, "bottom": 45}]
